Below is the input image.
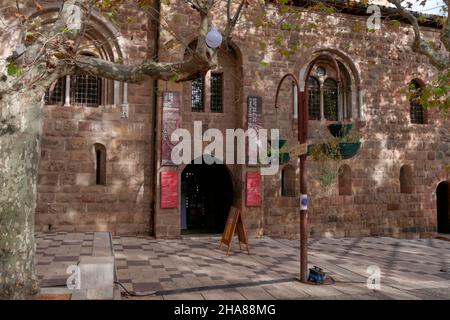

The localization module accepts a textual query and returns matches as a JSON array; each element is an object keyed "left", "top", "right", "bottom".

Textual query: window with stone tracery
[
  {"left": 44, "top": 77, "right": 65, "bottom": 105},
  {"left": 323, "top": 78, "right": 338, "bottom": 121},
  {"left": 308, "top": 77, "right": 320, "bottom": 120}
]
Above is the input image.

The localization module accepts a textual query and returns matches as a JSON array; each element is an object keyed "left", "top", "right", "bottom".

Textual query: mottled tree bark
[
  {"left": 0, "top": 90, "right": 44, "bottom": 299},
  {"left": 0, "top": 0, "right": 247, "bottom": 300}
]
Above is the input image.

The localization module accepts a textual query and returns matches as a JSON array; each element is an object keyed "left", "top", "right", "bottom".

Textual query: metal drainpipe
[{"left": 150, "top": 0, "right": 161, "bottom": 236}]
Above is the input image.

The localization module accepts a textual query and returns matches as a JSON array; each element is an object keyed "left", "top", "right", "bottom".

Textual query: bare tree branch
[
  {"left": 388, "top": 0, "right": 450, "bottom": 70},
  {"left": 223, "top": 0, "right": 248, "bottom": 40},
  {"left": 75, "top": 53, "right": 214, "bottom": 83}
]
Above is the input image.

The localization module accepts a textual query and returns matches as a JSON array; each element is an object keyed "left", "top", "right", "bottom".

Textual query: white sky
[
  {"left": 369, "top": 0, "right": 447, "bottom": 15},
  {"left": 410, "top": 0, "right": 446, "bottom": 15}
]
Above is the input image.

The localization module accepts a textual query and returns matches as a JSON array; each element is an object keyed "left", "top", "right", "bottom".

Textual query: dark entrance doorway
[
  {"left": 437, "top": 181, "right": 450, "bottom": 233},
  {"left": 181, "top": 160, "right": 233, "bottom": 234}
]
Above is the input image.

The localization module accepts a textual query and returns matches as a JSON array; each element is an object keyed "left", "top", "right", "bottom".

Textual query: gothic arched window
[
  {"left": 308, "top": 77, "right": 320, "bottom": 120},
  {"left": 323, "top": 78, "right": 338, "bottom": 121},
  {"left": 44, "top": 77, "right": 65, "bottom": 105},
  {"left": 71, "top": 74, "right": 102, "bottom": 107},
  {"left": 94, "top": 143, "right": 107, "bottom": 186}
]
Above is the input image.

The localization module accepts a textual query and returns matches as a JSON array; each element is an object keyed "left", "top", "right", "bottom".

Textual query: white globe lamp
[{"left": 205, "top": 26, "right": 223, "bottom": 49}]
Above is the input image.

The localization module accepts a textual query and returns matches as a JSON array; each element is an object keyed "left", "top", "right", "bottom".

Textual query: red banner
[
  {"left": 246, "top": 172, "right": 261, "bottom": 207},
  {"left": 161, "top": 171, "right": 178, "bottom": 209},
  {"left": 161, "top": 91, "right": 181, "bottom": 165}
]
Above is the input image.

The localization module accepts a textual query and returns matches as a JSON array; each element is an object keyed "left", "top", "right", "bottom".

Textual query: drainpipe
[{"left": 150, "top": 0, "right": 161, "bottom": 236}]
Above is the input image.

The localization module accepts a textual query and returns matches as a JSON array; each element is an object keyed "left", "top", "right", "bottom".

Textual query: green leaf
[{"left": 6, "top": 63, "right": 23, "bottom": 77}]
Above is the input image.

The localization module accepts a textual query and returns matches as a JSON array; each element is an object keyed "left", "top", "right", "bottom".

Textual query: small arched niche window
[
  {"left": 338, "top": 164, "right": 352, "bottom": 196},
  {"left": 281, "top": 165, "right": 295, "bottom": 197},
  {"left": 71, "top": 53, "right": 102, "bottom": 107},
  {"left": 409, "top": 79, "right": 427, "bottom": 124},
  {"left": 94, "top": 143, "right": 107, "bottom": 186},
  {"left": 400, "top": 165, "right": 413, "bottom": 194},
  {"left": 323, "top": 78, "right": 338, "bottom": 121},
  {"left": 44, "top": 77, "right": 65, "bottom": 105},
  {"left": 307, "top": 77, "right": 320, "bottom": 120}
]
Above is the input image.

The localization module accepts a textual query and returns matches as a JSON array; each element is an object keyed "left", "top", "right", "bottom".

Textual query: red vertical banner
[
  {"left": 161, "top": 91, "right": 181, "bottom": 165},
  {"left": 161, "top": 171, "right": 178, "bottom": 209},
  {"left": 246, "top": 172, "right": 261, "bottom": 207}
]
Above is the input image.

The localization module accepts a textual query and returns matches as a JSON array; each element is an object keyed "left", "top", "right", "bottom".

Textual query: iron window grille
[
  {"left": 409, "top": 81, "right": 425, "bottom": 124},
  {"left": 210, "top": 72, "right": 223, "bottom": 113},
  {"left": 191, "top": 75, "right": 204, "bottom": 112},
  {"left": 44, "top": 77, "right": 65, "bottom": 105},
  {"left": 71, "top": 74, "right": 102, "bottom": 107},
  {"left": 307, "top": 77, "right": 320, "bottom": 120},
  {"left": 323, "top": 78, "right": 338, "bottom": 121}
]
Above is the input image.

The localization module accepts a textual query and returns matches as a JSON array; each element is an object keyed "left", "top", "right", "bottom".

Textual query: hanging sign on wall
[
  {"left": 246, "top": 171, "right": 261, "bottom": 207},
  {"left": 161, "top": 91, "right": 181, "bottom": 165},
  {"left": 247, "top": 96, "right": 263, "bottom": 133},
  {"left": 247, "top": 96, "right": 263, "bottom": 165},
  {"left": 160, "top": 171, "right": 178, "bottom": 209}
]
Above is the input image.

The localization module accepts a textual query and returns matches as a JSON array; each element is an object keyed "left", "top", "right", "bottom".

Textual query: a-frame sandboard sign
[{"left": 219, "top": 207, "right": 250, "bottom": 256}]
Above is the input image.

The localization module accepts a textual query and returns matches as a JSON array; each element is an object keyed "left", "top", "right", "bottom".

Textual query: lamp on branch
[{"left": 205, "top": 26, "right": 223, "bottom": 49}]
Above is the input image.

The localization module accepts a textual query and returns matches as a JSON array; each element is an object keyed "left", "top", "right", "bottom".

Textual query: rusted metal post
[
  {"left": 275, "top": 54, "right": 342, "bottom": 283},
  {"left": 275, "top": 73, "right": 308, "bottom": 283}
]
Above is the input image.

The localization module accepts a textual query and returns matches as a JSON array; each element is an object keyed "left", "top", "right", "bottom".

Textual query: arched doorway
[
  {"left": 181, "top": 160, "right": 233, "bottom": 234},
  {"left": 437, "top": 181, "right": 450, "bottom": 233}
]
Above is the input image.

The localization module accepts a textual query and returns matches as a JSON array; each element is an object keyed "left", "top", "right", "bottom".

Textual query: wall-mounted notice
[
  {"left": 161, "top": 91, "right": 181, "bottom": 165},
  {"left": 247, "top": 96, "right": 263, "bottom": 164},
  {"left": 161, "top": 171, "right": 178, "bottom": 209},
  {"left": 246, "top": 172, "right": 261, "bottom": 207},
  {"left": 247, "top": 96, "right": 263, "bottom": 133}
]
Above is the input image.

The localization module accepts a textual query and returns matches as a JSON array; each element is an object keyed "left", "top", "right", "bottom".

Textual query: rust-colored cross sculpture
[{"left": 274, "top": 53, "right": 342, "bottom": 283}]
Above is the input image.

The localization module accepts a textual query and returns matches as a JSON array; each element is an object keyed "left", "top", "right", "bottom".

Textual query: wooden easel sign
[{"left": 219, "top": 207, "right": 250, "bottom": 256}]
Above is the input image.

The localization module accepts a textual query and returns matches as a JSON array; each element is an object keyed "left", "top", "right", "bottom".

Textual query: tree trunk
[{"left": 0, "top": 90, "right": 44, "bottom": 299}]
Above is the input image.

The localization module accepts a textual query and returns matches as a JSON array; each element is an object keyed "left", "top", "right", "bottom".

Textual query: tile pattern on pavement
[
  {"left": 35, "top": 232, "right": 94, "bottom": 287},
  {"left": 35, "top": 233, "right": 450, "bottom": 300}
]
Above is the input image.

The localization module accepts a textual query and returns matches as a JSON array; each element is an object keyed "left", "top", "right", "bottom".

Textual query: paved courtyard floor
[{"left": 35, "top": 233, "right": 450, "bottom": 300}]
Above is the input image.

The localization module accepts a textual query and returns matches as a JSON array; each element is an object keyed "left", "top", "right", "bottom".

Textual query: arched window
[
  {"left": 400, "top": 165, "right": 413, "bottom": 194},
  {"left": 44, "top": 77, "right": 65, "bottom": 105},
  {"left": 210, "top": 72, "right": 223, "bottom": 113},
  {"left": 308, "top": 77, "right": 320, "bottom": 120},
  {"left": 71, "top": 74, "right": 102, "bottom": 107},
  {"left": 323, "top": 78, "right": 338, "bottom": 121},
  {"left": 191, "top": 75, "right": 205, "bottom": 112},
  {"left": 338, "top": 164, "right": 352, "bottom": 196},
  {"left": 186, "top": 42, "right": 240, "bottom": 114},
  {"left": 71, "top": 53, "right": 102, "bottom": 107},
  {"left": 409, "top": 80, "right": 426, "bottom": 124},
  {"left": 281, "top": 165, "right": 295, "bottom": 197},
  {"left": 94, "top": 144, "right": 106, "bottom": 186}
]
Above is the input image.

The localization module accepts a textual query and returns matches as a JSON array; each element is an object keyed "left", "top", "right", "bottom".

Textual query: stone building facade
[{"left": 8, "top": 1, "right": 448, "bottom": 238}]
